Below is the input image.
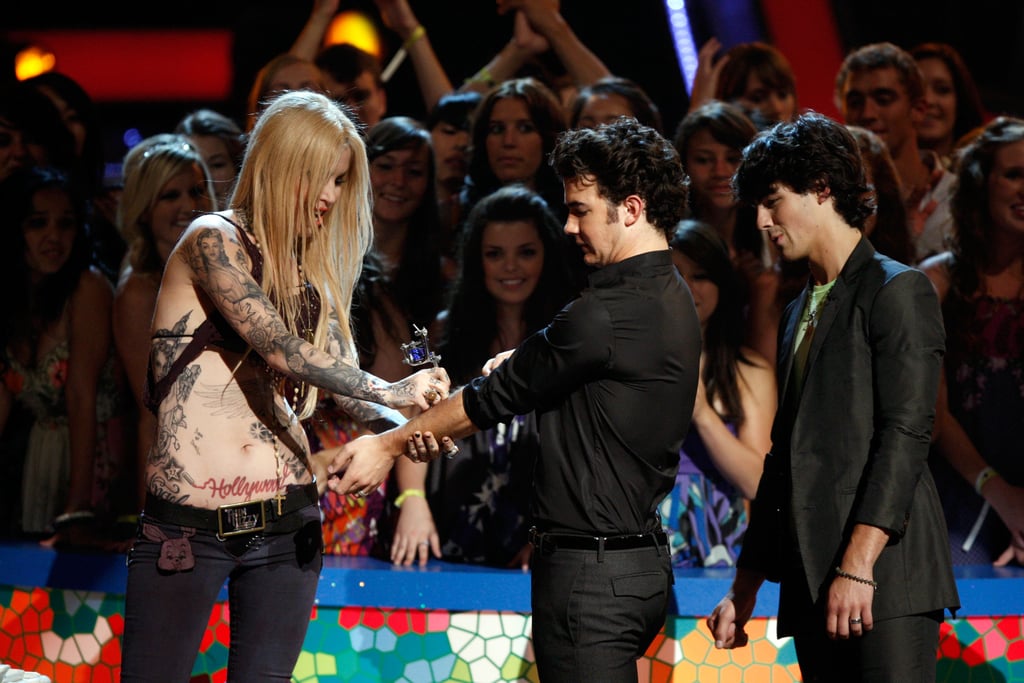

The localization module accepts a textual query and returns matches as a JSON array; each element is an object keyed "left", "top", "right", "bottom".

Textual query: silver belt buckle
[{"left": 217, "top": 500, "right": 267, "bottom": 538}]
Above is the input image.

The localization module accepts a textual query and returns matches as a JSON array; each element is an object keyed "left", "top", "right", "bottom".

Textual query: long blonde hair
[
  {"left": 231, "top": 90, "right": 373, "bottom": 418},
  {"left": 119, "top": 134, "right": 214, "bottom": 275}
]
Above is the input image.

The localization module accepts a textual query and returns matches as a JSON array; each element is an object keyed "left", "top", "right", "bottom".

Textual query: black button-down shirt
[{"left": 462, "top": 249, "right": 701, "bottom": 536}]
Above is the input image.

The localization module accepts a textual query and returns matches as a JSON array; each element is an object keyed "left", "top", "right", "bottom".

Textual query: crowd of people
[{"left": 0, "top": 0, "right": 1021, "bottom": 679}]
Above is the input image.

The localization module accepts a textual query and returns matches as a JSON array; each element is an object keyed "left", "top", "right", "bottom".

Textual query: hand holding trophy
[{"left": 401, "top": 324, "right": 459, "bottom": 459}]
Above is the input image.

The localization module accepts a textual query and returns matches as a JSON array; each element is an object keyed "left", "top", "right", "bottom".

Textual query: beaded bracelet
[
  {"left": 395, "top": 489, "right": 426, "bottom": 508},
  {"left": 835, "top": 566, "right": 879, "bottom": 590},
  {"left": 974, "top": 466, "right": 999, "bottom": 495}
]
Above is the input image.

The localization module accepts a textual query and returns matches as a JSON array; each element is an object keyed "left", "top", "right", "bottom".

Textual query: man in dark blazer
[{"left": 707, "top": 112, "right": 959, "bottom": 682}]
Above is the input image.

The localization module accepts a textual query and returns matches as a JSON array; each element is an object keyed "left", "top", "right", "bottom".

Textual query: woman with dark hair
[
  {"left": 689, "top": 39, "right": 798, "bottom": 129},
  {"left": 910, "top": 42, "right": 988, "bottom": 165},
  {"left": 569, "top": 75, "right": 663, "bottom": 134},
  {"left": 0, "top": 167, "right": 128, "bottom": 545},
  {"left": 366, "top": 115, "right": 445, "bottom": 338},
  {"left": 388, "top": 184, "right": 580, "bottom": 567},
  {"left": 175, "top": 108, "right": 247, "bottom": 210},
  {"left": 460, "top": 77, "right": 567, "bottom": 222},
  {"left": 23, "top": 71, "right": 126, "bottom": 282},
  {"left": 847, "top": 125, "right": 914, "bottom": 264},
  {"left": 920, "top": 116, "right": 1024, "bottom": 565},
  {"left": 660, "top": 219, "right": 775, "bottom": 567},
  {"left": 673, "top": 100, "right": 802, "bottom": 364}
]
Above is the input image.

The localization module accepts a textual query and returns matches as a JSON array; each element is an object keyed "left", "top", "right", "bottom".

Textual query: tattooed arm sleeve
[{"left": 180, "top": 222, "right": 415, "bottom": 407}]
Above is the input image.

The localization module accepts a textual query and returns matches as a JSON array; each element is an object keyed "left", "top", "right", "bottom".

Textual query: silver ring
[
  {"left": 442, "top": 444, "right": 460, "bottom": 459},
  {"left": 849, "top": 617, "right": 862, "bottom": 624},
  {"left": 419, "top": 541, "right": 430, "bottom": 547}
]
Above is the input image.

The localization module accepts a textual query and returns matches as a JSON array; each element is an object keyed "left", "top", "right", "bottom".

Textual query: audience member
[
  {"left": 0, "top": 167, "right": 129, "bottom": 546},
  {"left": 910, "top": 42, "right": 988, "bottom": 167},
  {"left": 425, "top": 90, "right": 482, "bottom": 273},
  {"left": 673, "top": 100, "right": 804, "bottom": 364},
  {"left": 366, "top": 115, "right": 445, "bottom": 334},
  {"left": 835, "top": 41, "right": 956, "bottom": 262},
  {"left": 245, "top": 53, "right": 326, "bottom": 130},
  {"left": 174, "top": 108, "right": 247, "bottom": 210},
  {"left": 920, "top": 116, "right": 1024, "bottom": 566},
  {"left": 112, "top": 135, "right": 216, "bottom": 506},
  {"left": 460, "top": 77, "right": 567, "bottom": 223},
  {"left": 569, "top": 75, "right": 663, "bottom": 134},
  {"left": 661, "top": 220, "right": 775, "bottom": 568},
  {"left": 387, "top": 184, "right": 579, "bottom": 567},
  {"left": 847, "top": 125, "right": 915, "bottom": 264},
  {"left": 689, "top": 38, "right": 798, "bottom": 128},
  {"left": 21, "top": 71, "right": 126, "bottom": 283}
]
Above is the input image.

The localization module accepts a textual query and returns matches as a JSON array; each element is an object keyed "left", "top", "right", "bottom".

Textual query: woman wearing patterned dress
[{"left": 660, "top": 220, "right": 776, "bottom": 567}]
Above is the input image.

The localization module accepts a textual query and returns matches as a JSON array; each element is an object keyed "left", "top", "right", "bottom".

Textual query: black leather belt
[
  {"left": 143, "top": 483, "right": 319, "bottom": 538},
  {"left": 528, "top": 527, "right": 668, "bottom": 554}
]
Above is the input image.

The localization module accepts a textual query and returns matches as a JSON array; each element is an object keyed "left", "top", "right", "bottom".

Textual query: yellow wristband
[
  {"left": 402, "top": 25, "right": 426, "bottom": 51},
  {"left": 974, "top": 466, "right": 998, "bottom": 495},
  {"left": 395, "top": 488, "right": 426, "bottom": 508}
]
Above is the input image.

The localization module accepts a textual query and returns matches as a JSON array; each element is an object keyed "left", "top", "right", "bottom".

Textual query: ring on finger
[
  {"left": 849, "top": 617, "right": 862, "bottom": 625},
  {"left": 424, "top": 388, "right": 440, "bottom": 403}
]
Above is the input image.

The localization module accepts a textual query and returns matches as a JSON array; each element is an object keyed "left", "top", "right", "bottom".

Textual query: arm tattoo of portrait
[{"left": 185, "top": 227, "right": 394, "bottom": 405}]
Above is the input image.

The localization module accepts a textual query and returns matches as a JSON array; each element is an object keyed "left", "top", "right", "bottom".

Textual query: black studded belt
[{"left": 142, "top": 482, "right": 319, "bottom": 538}]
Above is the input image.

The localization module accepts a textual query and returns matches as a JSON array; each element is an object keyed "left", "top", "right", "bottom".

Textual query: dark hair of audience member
[
  {"left": 367, "top": 116, "right": 445, "bottom": 326},
  {"left": 670, "top": 219, "right": 753, "bottom": 425},
  {"left": 442, "top": 184, "right": 578, "bottom": 385},
  {"left": 846, "top": 125, "right": 914, "bottom": 264}
]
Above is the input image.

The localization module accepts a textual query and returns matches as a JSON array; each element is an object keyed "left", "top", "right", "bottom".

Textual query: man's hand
[{"left": 707, "top": 592, "right": 752, "bottom": 649}]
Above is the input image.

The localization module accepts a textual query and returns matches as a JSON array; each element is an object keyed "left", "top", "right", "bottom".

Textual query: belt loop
[{"left": 597, "top": 536, "right": 605, "bottom": 563}]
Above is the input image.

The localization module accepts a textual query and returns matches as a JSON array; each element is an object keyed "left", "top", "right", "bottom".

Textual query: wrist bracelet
[
  {"left": 974, "top": 466, "right": 998, "bottom": 495},
  {"left": 402, "top": 25, "right": 426, "bottom": 51},
  {"left": 835, "top": 566, "right": 878, "bottom": 590},
  {"left": 53, "top": 510, "right": 96, "bottom": 530},
  {"left": 395, "top": 488, "right": 425, "bottom": 508},
  {"left": 464, "top": 66, "right": 496, "bottom": 88}
]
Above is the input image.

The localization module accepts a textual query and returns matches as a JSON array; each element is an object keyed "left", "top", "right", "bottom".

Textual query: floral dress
[
  {"left": 931, "top": 293, "right": 1024, "bottom": 564},
  {"left": 659, "top": 424, "right": 747, "bottom": 568},
  {"left": 2, "top": 341, "right": 127, "bottom": 534}
]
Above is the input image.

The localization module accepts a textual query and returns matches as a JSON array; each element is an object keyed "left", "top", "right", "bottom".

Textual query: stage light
[
  {"left": 325, "top": 11, "right": 382, "bottom": 60},
  {"left": 663, "top": 0, "right": 699, "bottom": 95},
  {"left": 14, "top": 44, "right": 56, "bottom": 81}
]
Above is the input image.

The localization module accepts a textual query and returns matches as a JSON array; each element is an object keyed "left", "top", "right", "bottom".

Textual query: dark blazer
[{"left": 739, "top": 237, "right": 960, "bottom": 634}]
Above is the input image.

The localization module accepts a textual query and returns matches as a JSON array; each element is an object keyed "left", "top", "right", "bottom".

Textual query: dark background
[{"left": 4, "top": 0, "right": 1023, "bottom": 169}]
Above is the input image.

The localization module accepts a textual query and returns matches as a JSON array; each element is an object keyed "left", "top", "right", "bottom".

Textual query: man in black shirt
[{"left": 328, "top": 118, "right": 701, "bottom": 682}]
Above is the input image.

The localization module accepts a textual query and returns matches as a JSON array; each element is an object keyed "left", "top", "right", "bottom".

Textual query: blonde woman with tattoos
[{"left": 120, "top": 91, "right": 450, "bottom": 682}]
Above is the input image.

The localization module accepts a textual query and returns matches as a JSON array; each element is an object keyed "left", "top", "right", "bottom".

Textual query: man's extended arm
[{"left": 326, "top": 388, "right": 479, "bottom": 495}]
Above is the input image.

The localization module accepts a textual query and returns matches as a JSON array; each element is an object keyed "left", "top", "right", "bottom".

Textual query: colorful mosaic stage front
[{"left": 2, "top": 586, "right": 1022, "bottom": 682}]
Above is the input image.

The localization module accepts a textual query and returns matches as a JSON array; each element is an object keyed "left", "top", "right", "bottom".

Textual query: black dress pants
[{"left": 530, "top": 543, "right": 672, "bottom": 683}]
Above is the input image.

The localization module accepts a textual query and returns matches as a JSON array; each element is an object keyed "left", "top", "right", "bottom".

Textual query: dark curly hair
[
  {"left": 549, "top": 118, "right": 688, "bottom": 237},
  {"left": 734, "top": 112, "right": 874, "bottom": 229},
  {"left": 441, "top": 185, "right": 579, "bottom": 385}
]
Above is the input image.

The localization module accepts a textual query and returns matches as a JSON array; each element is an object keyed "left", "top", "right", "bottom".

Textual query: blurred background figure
[
  {"left": 569, "top": 75, "right": 663, "bottom": 133},
  {"left": 920, "top": 116, "right": 1024, "bottom": 566},
  {"left": 847, "top": 125, "right": 915, "bottom": 264},
  {"left": 0, "top": 166, "right": 129, "bottom": 547},
  {"left": 175, "top": 108, "right": 246, "bottom": 210},
  {"left": 660, "top": 220, "right": 775, "bottom": 568},
  {"left": 112, "top": 135, "right": 215, "bottom": 508}
]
